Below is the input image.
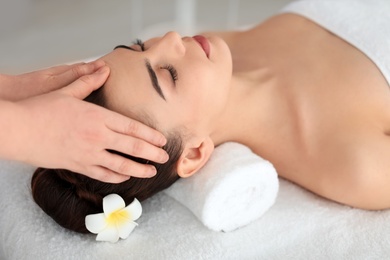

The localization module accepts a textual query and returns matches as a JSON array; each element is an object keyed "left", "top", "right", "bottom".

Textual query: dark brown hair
[{"left": 31, "top": 87, "right": 183, "bottom": 233}]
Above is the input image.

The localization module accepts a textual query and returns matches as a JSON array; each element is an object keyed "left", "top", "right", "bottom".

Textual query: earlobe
[{"left": 176, "top": 137, "right": 214, "bottom": 178}]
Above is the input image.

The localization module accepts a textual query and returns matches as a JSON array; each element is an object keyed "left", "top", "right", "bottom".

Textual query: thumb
[{"left": 59, "top": 65, "right": 110, "bottom": 99}]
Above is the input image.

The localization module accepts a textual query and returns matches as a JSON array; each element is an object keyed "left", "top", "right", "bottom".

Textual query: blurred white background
[{"left": 0, "top": 0, "right": 294, "bottom": 74}]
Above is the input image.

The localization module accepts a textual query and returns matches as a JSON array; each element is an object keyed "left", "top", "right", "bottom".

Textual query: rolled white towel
[{"left": 164, "top": 142, "right": 279, "bottom": 232}]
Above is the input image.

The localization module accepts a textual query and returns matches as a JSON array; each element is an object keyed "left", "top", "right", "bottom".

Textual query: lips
[{"left": 192, "top": 35, "right": 210, "bottom": 58}]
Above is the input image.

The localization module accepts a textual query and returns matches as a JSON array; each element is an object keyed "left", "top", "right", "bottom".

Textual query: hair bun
[
  {"left": 56, "top": 169, "right": 103, "bottom": 206},
  {"left": 31, "top": 168, "right": 102, "bottom": 233}
]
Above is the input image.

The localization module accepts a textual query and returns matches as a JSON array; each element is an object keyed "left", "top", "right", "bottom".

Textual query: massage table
[{"left": 1, "top": 159, "right": 389, "bottom": 259}]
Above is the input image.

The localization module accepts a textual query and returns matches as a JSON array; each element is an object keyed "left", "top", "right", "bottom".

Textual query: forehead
[
  {"left": 98, "top": 49, "right": 157, "bottom": 125},
  {"left": 102, "top": 48, "right": 142, "bottom": 72}
]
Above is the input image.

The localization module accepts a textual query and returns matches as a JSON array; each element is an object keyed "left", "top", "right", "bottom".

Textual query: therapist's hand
[
  {"left": 15, "top": 64, "right": 169, "bottom": 183},
  {"left": 2, "top": 60, "right": 106, "bottom": 101}
]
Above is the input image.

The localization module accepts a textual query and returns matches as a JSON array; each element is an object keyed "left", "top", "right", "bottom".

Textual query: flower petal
[
  {"left": 103, "top": 194, "right": 125, "bottom": 216},
  {"left": 96, "top": 227, "right": 120, "bottom": 243},
  {"left": 85, "top": 213, "right": 107, "bottom": 234},
  {"left": 118, "top": 221, "right": 137, "bottom": 239},
  {"left": 123, "top": 198, "right": 142, "bottom": 221}
]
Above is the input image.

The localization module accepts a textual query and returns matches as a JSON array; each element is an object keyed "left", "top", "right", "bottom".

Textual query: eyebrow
[
  {"left": 145, "top": 59, "right": 166, "bottom": 101},
  {"left": 113, "top": 45, "right": 166, "bottom": 101}
]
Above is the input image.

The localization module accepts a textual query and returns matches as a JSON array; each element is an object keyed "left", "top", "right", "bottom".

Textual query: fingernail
[
  {"left": 149, "top": 166, "right": 157, "bottom": 176},
  {"left": 96, "top": 66, "right": 108, "bottom": 74},
  {"left": 162, "top": 152, "right": 169, "bottom": 162},
  {"left": 86, "top": 60, "right": 104, "bottom": 71},
  {"left": 159, "top": 136, "right": 167, "bottom": 146},
  {"left": 93, "top": 59, "right": 105, "bottom": 67}
]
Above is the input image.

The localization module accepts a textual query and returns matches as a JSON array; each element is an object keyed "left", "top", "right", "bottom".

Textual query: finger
[
  {"left": 85, "top": 165, "right": 131, "bottom": 183},
  {"left": 59, "top": 65, "right": 110, "bottom": 99},
  {"left": 107, "top": 132, "right": 169, "bottom": 164},
  {"left": 101, "top": 151, "right": 158, "bottom": 178},
  {"left": 49, "top": 60, "right": 106, "bottom": 87},
  {"left": 45, "top": 62, "right": 85, "bottom": 75},
  {"left": 105, "top": 113, "right": 167, "bottom": 147},
  {"left": 21, "top": 64, "right": 77, "bottom": 78}
]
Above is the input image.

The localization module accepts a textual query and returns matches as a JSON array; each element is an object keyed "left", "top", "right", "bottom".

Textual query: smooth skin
[
  {"left": 205, "top": 14, "right": 390, "bottom": 210},
  {"left": 97, "top": 13, "right": 390, "bottom": 209},
  {"left": 0, "top": 60, "right": 169, "bottom": 183}
]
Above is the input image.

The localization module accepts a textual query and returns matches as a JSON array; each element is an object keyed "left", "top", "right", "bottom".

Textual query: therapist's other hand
[
  {"left": 3, "top": 60, "right": 106, "bottom": 101},
  {"left": 17, "top": 65, "right": 169, "bottom": 183}
]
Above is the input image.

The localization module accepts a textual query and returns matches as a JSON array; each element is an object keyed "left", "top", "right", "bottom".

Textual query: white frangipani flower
[{"left": 85, "top": 194, "right": 142, "bottom": 243}]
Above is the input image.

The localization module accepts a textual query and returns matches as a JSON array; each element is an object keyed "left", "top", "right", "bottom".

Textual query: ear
[{"left": 176, "top": 137, "right": 214, "bottom": 178}]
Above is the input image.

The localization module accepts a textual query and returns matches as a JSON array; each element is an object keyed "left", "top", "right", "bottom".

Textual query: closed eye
[
  {"left": 133, "top": 39, "right": 178, "bottom": 83},
  {"left": 161, "top": 64, "right": 178, "bottom": 84},
  {"left": 113, "top": 40, "right": 178, "bottom": 97}
]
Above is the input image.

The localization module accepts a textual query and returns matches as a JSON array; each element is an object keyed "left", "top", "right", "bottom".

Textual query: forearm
[
  {"left": 0, "top": 73, "right": 21, "bottom": 101},
  {"left": 0, "top": 100, "right": 29, "bottom": 162}
]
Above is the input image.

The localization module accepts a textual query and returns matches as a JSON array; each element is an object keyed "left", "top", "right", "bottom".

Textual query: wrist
[{"left": 0, "top": 100, "right": 31, "bottom": 162}]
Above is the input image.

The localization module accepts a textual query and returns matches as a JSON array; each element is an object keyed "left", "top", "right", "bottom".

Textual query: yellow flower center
[{"left": 106, "top": 210, "right": 131, "bottom": 226}]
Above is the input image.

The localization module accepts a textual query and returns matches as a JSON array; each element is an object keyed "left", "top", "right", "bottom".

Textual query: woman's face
[{"left": 99, "top": 31, "right": 232, "bottom": 137}]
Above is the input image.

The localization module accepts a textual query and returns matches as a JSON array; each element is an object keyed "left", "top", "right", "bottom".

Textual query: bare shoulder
[
  {"left": 290, "top": 130, "right": 390, "bottom": 210},
  {"left": 334, "top": 132, "right": 390, "bottom": 210}
]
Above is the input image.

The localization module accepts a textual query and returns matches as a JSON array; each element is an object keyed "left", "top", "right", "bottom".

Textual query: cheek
[
  {"left": 199, "top": 66, "right": 230, "bottom": 103},
  {"left": 177, "top": 81, "right": 225, "bottom": 127},
  {"left": 182, "top": 62, "right": 230, "bottom": 104},
  {"left": 173, "top": 50, "right": 232, "bottom": 127}
]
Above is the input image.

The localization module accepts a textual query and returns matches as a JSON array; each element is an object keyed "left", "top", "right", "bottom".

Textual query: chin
[
  {"left": 208, "top": 36, "right": 233, "bottom": 72},
  {"left": 209, "top": 36, "right": 231, "bottom": 57}
]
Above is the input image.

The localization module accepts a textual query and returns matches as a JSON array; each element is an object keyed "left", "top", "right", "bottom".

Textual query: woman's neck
[
  {"left": 208, "top": 17, "right": 306, "bottom": 155},
  {"left": 210, "top": 66, "right": 280, "bottom": 149}
]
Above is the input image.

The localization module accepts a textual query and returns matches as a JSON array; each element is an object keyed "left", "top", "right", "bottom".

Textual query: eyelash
[
  {"left": 161, "top": 64, "right": 178, "bottom": 82},
  {"left": 133, "top": 38, "right": 145, "bottom": 51},
  {"left": 134, "top": 38, "right": 178, "bottom": 83}
]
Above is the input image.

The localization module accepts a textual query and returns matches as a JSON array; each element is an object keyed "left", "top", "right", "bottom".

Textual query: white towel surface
[
  {"left": 164, "top": 142, "right": 279, "bottom": 232},
  {"left": 282, "top": 0, "right": 390, "bottom": 85},
  {"left": 2, "top": 158, "right": 390, "bottom": 259}
]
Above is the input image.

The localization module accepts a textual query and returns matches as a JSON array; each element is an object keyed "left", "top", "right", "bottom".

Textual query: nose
[{"left": 155, "top": 31, "right": 186, "bottom": 57}]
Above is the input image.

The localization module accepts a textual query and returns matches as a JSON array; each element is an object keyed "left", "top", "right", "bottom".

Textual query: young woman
[{"left": 32, "top": 0, "right": 390, "bottom": 233}]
